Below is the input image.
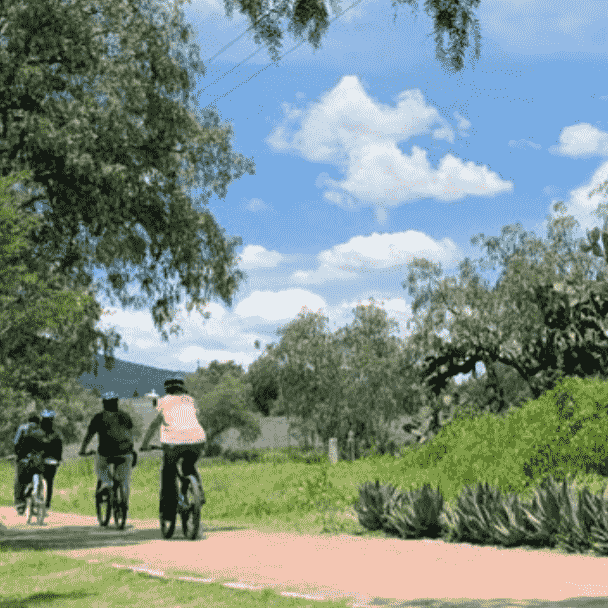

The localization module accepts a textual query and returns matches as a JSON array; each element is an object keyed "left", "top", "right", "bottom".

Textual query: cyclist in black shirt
[
  {"left": 78, "top": 392, "right": 135, "bottom": 510},
  {"left": 14, "top": 410, "right": 63, "bottom": 514}
]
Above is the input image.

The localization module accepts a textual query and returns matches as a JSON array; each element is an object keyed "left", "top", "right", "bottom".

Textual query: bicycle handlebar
[
  {"left": 80, "top": 451, "right": 97, "bottom": 457},
  {"left": 146, "top": 445, "right": 163, "bottom": 451}
]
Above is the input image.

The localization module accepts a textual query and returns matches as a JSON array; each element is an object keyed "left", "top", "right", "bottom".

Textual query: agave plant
[
  {"left": 550, "top": 475, "right": 595, "bottom": 554},
  {"left": 491, "top": 492, "right": 544, "bottom": 548},
  {"left": 441, "top": 481, "right": 505, "bottom": 545},
  {"left": 383, "top": 483, "right": 445, "bottom": 540},
  {"left": 585, "top": 482, "right": 608, "bottom": 556},
  {"left": 353, "top": 480, "right": 400, "bottom": 532},
  {"left": 514, "top": 477, "right": 562, "bottom": 549}
]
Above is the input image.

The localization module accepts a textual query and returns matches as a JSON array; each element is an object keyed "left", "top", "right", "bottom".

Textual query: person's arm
[
  {"left": 14, "top": 424, "right": 24, "bottom": 447},
  {"left": 140, "top": 413, "right": 163, "bottom": 450},
  {"left": 14, "top": 425, "right": 26, "bottom": 453},
  {"left": 78, "top": 417, "right": 97, "bottom": 455},
  {"left": 14, "top": 426, "right": 28, "bottom": 457}
]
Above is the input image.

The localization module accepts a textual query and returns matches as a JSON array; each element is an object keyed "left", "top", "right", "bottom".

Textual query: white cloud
[
  {"left": 479, "top": 0, "right": 603, "bottom": 48},
  {"left": 537, "top": 160, "right": 608, "bottom": 241},
  {"left": 454, "top": 111, "right": 472, "bottom": 133},
  {"left": 176, "top": 346, "right": 259, "bottom": 370},
  {"left": 508, "top": 139, "right": 542, "bottom": 150},
  {"left": 245, "top": 197, "right": 269, "bottom": 211},
  {"left": 234, "top": 289, "right": 327, "bottom": 322},
  {"left": 239, "top": 245, "right": 284, "bottom": 269},
  {"left": 321, "top": 231, "right": 460, "bottom": 271},
  {"left": 267, "top": 76, "right": 512, "bottom": 223},
  {"left": 290, "top": 264, "right": 358, "bottom": 285},
  {"left": 549, "top": 123, "right": 608, "bottom": 157},
  {"left": 289, "top": 231, "right": 461, "bottom": 285}
]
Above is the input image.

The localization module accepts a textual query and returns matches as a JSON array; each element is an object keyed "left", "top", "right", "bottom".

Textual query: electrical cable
[
  {"left": 205, "top": 8, "right": 277, "bottom": 66},
  {"left": 203, "top": 0, "right": 366, "bottom": 109},
  {"left": 200, "top": 47, "right": 263, "bottom": 94}
]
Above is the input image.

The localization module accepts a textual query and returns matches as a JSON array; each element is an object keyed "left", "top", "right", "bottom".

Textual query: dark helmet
[
  {"left": 102, "top": 391, "right": 119, "bottom": 410},
  {"left": 164, "top": 374, "right": 186, "bottom": 394}
]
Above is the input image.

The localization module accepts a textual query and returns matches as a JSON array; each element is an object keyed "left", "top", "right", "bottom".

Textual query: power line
[
  {"left": 200, "top": 47, "right": 263, "bottom": 94},
  {"left": 203, "top": 0, "right": 366, "bottom": 109},
  {"left": 205, "top": 9, "right": 276, "bottom": 66}
]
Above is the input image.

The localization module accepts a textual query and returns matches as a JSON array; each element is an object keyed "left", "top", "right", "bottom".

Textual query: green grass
[{"left": 0, "top": 545, "right": 360, "bottom": 608}]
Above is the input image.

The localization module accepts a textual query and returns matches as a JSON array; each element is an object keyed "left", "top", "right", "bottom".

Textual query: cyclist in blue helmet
[
  {"left": 15, "top": 409, "right": 63, "bottom": 514},
  {"left": 79, "top": 392, "right": 135, "bottom": 511},
  {"left": 141, "top": 374, "right": 206, "bottom": 521},
  {"left": 13, "top": 413, "right": 40, "bottom": 513}
]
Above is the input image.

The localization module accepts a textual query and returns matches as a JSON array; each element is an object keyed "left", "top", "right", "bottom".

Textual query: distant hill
[{"left": 78, "top": 353, "right": 188, "bottom": 398}]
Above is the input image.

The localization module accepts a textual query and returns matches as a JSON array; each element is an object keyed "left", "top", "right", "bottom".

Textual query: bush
[
  {"left": 403, "top": 375, "right": 608, "bottom": 500},
  {"left": 222, "top": 447, "right": 261, "bottom": 463},
  {"left": 205, "top": 442, "right": 223, "bottom": 458}
]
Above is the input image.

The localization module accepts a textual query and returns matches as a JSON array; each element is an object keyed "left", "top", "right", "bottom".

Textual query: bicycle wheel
[
  {"left": 25, "top": 480, "right": 35, "bottom": 525},
  {"left": 181, "top": 475, "right": 202, "bottom": 540},
  {"left": 96, "top": 481, "right": 112, "bottom": 527},
  {"left": 36, "top": 478, "right": 48, "bottom": 525},
  {"left": 113, "top": 482, "right": 127, "bottom": 529}
]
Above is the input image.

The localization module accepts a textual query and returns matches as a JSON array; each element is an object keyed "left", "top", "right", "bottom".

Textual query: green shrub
[
  {"left": 353, "top": 480, "right": 400, "bottom": 531},
  {"left": 205, "top": 442, "right": 223, "bottom": 458}
]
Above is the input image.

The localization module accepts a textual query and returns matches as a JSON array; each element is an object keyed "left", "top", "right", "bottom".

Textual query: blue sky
[{"left": 95, "top": 0, "right": 608, "bottom": 380}]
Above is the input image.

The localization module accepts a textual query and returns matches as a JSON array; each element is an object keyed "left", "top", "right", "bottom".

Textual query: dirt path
[{"left": 2, "top": 507, "right": 608, "bottom": 608}]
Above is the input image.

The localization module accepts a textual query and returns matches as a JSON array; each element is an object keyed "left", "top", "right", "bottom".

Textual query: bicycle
[
  {"left": 20, "top": 453, "right": 59, "bottom": 526},
  {"left": 81, "top": 451, "right": 129, "bottom": 530},
  {"left": 147, "top": 445, "right": 203, "bottom": 540}
]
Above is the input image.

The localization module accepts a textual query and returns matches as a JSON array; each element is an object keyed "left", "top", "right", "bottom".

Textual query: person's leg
[
  {"left": 114, "top": 454, "right": 133, "bottom": 509},
  {"left": 95, "top": 454, "right": 113, "bottom": 493},
  {"left": 160, "top": 444, "right": 178, "bottom": 519},
  {"left": 43, "top": 465, "right": 57, "bottom": 508},
  {"left": 14, "top": 460, "right": 27, "bottom": 508},
  {"left": 179, "top": 443, "right": 205, "bottom": 504}
]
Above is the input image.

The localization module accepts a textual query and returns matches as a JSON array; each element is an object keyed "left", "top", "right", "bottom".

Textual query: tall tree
[
  {"left": 185, "top": 372, "right": 261, "bottom": 446},
  {"left": 269, "top": 308, "right": 346, "bottom": 450},
  {"left": 246, "top": 348, "right": 280, "bottom": 416},
  {"left": 0, "top": 171, "right": 118, "bottom": 403},
  {"left": 404, "top": 203, "right": 608, "bottom": 406},
  {"left": 335, "top": 299, "right": 407, "bottom": 456},
  {"left": 1, "top": 0, "right": 254, "bottom": 346},
  {"left": 222, "top": 0, "right": 482, "bottom": 72}
]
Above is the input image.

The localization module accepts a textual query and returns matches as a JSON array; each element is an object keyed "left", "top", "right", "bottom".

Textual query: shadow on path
[
  {"left": 0, "top": 522, "right": 246, "bottom": 552},
  {"left": 0, "top": 590, "right": 98, "bottom": 608}
]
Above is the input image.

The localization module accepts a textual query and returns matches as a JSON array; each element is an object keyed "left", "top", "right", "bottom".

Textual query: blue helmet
[
  {"left": 40, "top": 409, "right": 56, "bottom": 419},
  {"left": 102, "top": 391, "right": 118, "bottom": 402}
]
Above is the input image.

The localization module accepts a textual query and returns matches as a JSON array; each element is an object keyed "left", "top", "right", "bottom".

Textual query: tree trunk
[{"left": 484, "top": 357, "right": 508, "bottom": 415}]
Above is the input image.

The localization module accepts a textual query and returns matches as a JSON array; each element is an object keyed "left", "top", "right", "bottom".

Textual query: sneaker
[{"left": 16, "top": 503, "right": 26, "bottom": 515}]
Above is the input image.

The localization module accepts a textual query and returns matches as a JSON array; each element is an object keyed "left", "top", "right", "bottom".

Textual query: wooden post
[
  {"left": 328, "top": 438, "right": 338, "bottom": 464},
  {"left": 347, "top": 430, "right": 355, "bottom": 461}
]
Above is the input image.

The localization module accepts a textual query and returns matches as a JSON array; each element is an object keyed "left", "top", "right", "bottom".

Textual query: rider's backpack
[{"left": 100, "top": 410, "right": 133, "bottom": 453}]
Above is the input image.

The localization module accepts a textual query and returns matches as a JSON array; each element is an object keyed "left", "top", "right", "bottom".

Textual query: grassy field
[{"left": 0, "top": 544, "right": 365, "bottom": 608}]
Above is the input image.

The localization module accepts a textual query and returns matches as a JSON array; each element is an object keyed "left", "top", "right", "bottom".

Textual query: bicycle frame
[
  {"left": 24, "top": 457, "right": 59, "bottom": 525},
  {"left": 82, "top": 451, "right": 129, "bottom": 529}
]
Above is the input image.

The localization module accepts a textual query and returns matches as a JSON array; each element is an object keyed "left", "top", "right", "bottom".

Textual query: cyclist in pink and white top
[{"left": 140, "top": 374, "right": 206, "bottom": 521}]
